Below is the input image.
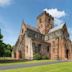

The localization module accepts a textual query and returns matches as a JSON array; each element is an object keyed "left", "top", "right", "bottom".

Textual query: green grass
[
  {"left": 0, "top": 57, "right": 14, "bottom": 60},
  {"left": 0, "top": 62, "right": 72, "bottom": 72},
  {"left": 0, "top": 60, "right": 54, "bottom": 66}
]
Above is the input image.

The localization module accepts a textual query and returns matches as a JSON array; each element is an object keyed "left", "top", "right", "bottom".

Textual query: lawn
[
  {"left": 0, "top": 62, "right": 72, "bottom": 72},
  {"left": 0, "top": 60, "right": 54, "bottom": 66}
]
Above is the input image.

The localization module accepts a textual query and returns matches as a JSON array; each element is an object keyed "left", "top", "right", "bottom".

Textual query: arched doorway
[
  {"left": 66, "top": 49, "right": 69, "bottom": 59},
  {"left": 14, "top": 52, "right": 16, "bottom": 58},
  {"left": 19, "top": 51, "right": 22, "bottom": 59},
  {"left": 47, "top": 46, "right": 50, "bottom": 59}
]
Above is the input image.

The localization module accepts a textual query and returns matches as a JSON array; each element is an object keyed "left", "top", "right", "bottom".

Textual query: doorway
[
  {"left": 66, "top": 49, "right": 69, "bottom": 59},
  {"left": 14, "top": 52, "right": 16, "bottom": 58},
  {"left": 19, "top": 51, "right": 22, "bottom": 59}
]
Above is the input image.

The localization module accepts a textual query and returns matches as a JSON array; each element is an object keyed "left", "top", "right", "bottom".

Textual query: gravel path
[{"left": 0, "top": 60, "right": 70, "bottom": 70}]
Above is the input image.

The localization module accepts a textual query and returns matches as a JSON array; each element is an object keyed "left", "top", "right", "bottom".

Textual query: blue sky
[{"left": 0, "top": 0, "right": 72, "bottom": 45}]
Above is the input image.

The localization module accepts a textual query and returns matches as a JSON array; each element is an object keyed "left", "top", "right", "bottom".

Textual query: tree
[
  {"left": 0, "top": 29, "right": 3, "bottom": 40},
  {"left": 0, "top": 34, "right": 3, "bottom": 40},
  {"left": 0, "top": 29, "right": 4, "bottom": 57},
  {"left": 0, "top": 29, "right": 12, "bottom": 57},
  {"left": 4, "top": 44, "right": 12, "bottom": 57}
]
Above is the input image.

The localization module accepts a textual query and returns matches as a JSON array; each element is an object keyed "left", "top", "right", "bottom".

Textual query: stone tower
[{"left": 37, "top": 11, "right": 54, "bottom": 34}]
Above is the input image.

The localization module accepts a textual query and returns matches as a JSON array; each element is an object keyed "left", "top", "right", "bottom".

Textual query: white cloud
[
  {"left": 54, "top": 18, "right": 64, "bottom": 26},
  {"left": 43, "top": 8, "right": 66, "bottom": 27},
  {"left": 0, "top": 0, "right": 13, "bottom": 7},
  {"left": 43, "top": 8, "right": 66, "bottom": 18}
]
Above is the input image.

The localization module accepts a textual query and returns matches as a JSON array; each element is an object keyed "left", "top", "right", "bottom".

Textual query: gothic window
[
  {"left": 49, "top": 18, "right": 50, "bottom": 21},
  {"left": 35, "top": 34, "right": 37, "bottom": 38},
  {"left": 53, "top": 33, "right": 56, "bottom": 38},
  {"left": 38, "top": 44, "right": 41, "bottom": 53},
  {"left": 48, "top": 36, "right": 49, "bottom": 40},
  {"left": 53, "top": 48, "right": 55, "bottom": 53},
  {"left": 32, "top": 43, "right": 35, "bottom": 54},
  {"left": 19, "top": 50, "right": 22, "bottom": 58},
  {"left": 39, "top": 18, "right": 42, "bottom": 23},
  {"left": 14, "top": 52, "right": 16, "bottom": 58},
  {"left": 42, "top": 36, "right": 44, "bottom": 40},
  {"left": 40, "top": 35, "right": 42, "bottom": 39},
  {"left": 39, "top": 26, "right": 40, "bottom": 29},
  {"left": 27, "top": 30, "right": 33, "bottom": 37},
  {"left": 50, "top": 34, "right": 53, "bottom": 39},
  {"left": 40, "top": 24, "right": 43, "bottom": 28},
  {"left": 46, "top": 23, "right": 48, "bottom": 27},
  {"left": 26, "top": 46, "right": 28, "bottom": 53},
  {"left": 47, "top": 46, "right": 49, "bottom": 52},
  {"left": 22, "top": 29, "right": 23, "bottom": 33},
  {"left": 34, "top": 44, "right": 41, "bottom": 54},
  {"left": 45, "top": 36, "right": 48, "bottom": 41},
  {"left": 48, "top": 18, "right": 51, "bottom": 23},
  {"left": 52, "top": 41, "right": 55, "bottom": 47}
]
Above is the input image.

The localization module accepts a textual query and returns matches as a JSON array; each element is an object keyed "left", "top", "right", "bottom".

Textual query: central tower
[{"left": 37, "top": 11, "right": 54, "bottom": 34}]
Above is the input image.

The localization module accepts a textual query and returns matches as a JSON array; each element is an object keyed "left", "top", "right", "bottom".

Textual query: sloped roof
[
  {"left": 48, "top": 23, "right": 65, "bottom": 33},
  {"left": 24, "top": 24, "right": 40, "bottom": 33},
  {"left": 22, "top": 20, "right": 39, "bottom": 33}
]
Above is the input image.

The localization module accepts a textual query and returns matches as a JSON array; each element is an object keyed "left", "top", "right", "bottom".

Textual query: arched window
[
  {"left": 52, "top": 41, "right": 55, "bottom": 47},
  {"left": 14, "top": 52, "right": 16, "bottom": 58},
  {"left": 39, "top": 18, "right": 42, "bottom": 23},
  {"left": 53, "top": 48, "right": 55, "bottom": 53},
  {"left": 26, "top": 46, "right": 28, "bottom": 53},
  {"left": 19, "top": 51, "right": 22, "bottom": 58},
  {"left": 22, "top": 29, "right": 23, "bottom": 33},
  {"left": 47, "top": 46, "right": 49, "bottom": 52}
]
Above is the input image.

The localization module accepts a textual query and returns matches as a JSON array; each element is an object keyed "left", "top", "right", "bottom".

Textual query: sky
[{"left": 0, "top": 0, "right": 72, "bottom": 45}]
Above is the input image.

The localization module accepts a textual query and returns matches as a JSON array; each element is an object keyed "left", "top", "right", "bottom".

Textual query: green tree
[
  {"left": 4, "top": 44, "right": 12, "bottom": 57},
  {"left": 0, "top": 29, "right": 4, "bottom": 57},
  {"left": 0, "top": 29, "right": 12, "bottom": 57},
  {"left": 0, "top": 29, "right": 3, "bottom": 40}
]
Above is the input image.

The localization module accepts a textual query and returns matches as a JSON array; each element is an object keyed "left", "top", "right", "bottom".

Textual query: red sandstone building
[{"left": 12, "top": 9, "right": 72, "bottom": 60}]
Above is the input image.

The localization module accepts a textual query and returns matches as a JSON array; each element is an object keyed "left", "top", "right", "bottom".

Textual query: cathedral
[{"left": 12, "top": 10, "right": 72, "bottom": 60}]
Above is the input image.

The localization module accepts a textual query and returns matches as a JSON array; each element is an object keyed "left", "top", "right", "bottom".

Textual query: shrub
[
  {"left": 42, "top": 55, "right": 49, "bottom": 60},
  {"left": 33, "top": 53, "right": 42, "bottom": 60}
]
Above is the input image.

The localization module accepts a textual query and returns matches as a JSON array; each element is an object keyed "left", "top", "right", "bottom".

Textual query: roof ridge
[
  {"left": 25, "top": 24, "right": 39, "bottom": 33},
  {"left": 48, "top": 23, "right": 65, "bottom": 33}
]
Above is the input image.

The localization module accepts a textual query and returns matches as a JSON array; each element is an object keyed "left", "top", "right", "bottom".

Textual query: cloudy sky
[{"left": 0, "top": 0, "right": 72, "bottom": 45}]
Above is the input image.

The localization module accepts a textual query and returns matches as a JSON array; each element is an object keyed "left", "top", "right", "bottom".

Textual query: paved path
[{"left": 0, "top": 60, "right": 70, "bottom": 70}]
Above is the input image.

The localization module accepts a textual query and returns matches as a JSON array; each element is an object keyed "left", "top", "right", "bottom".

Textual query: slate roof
[
  {"left": 26, "top": 24, "right": 39, "bottom": 32},
  {"left": 48, "top": 23, "right": 65, "bottom": 33}
]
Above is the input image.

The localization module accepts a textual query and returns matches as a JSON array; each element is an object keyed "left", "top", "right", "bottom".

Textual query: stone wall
[{"left": 24, "top": 35, "right": 33, "bottom": 60}]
